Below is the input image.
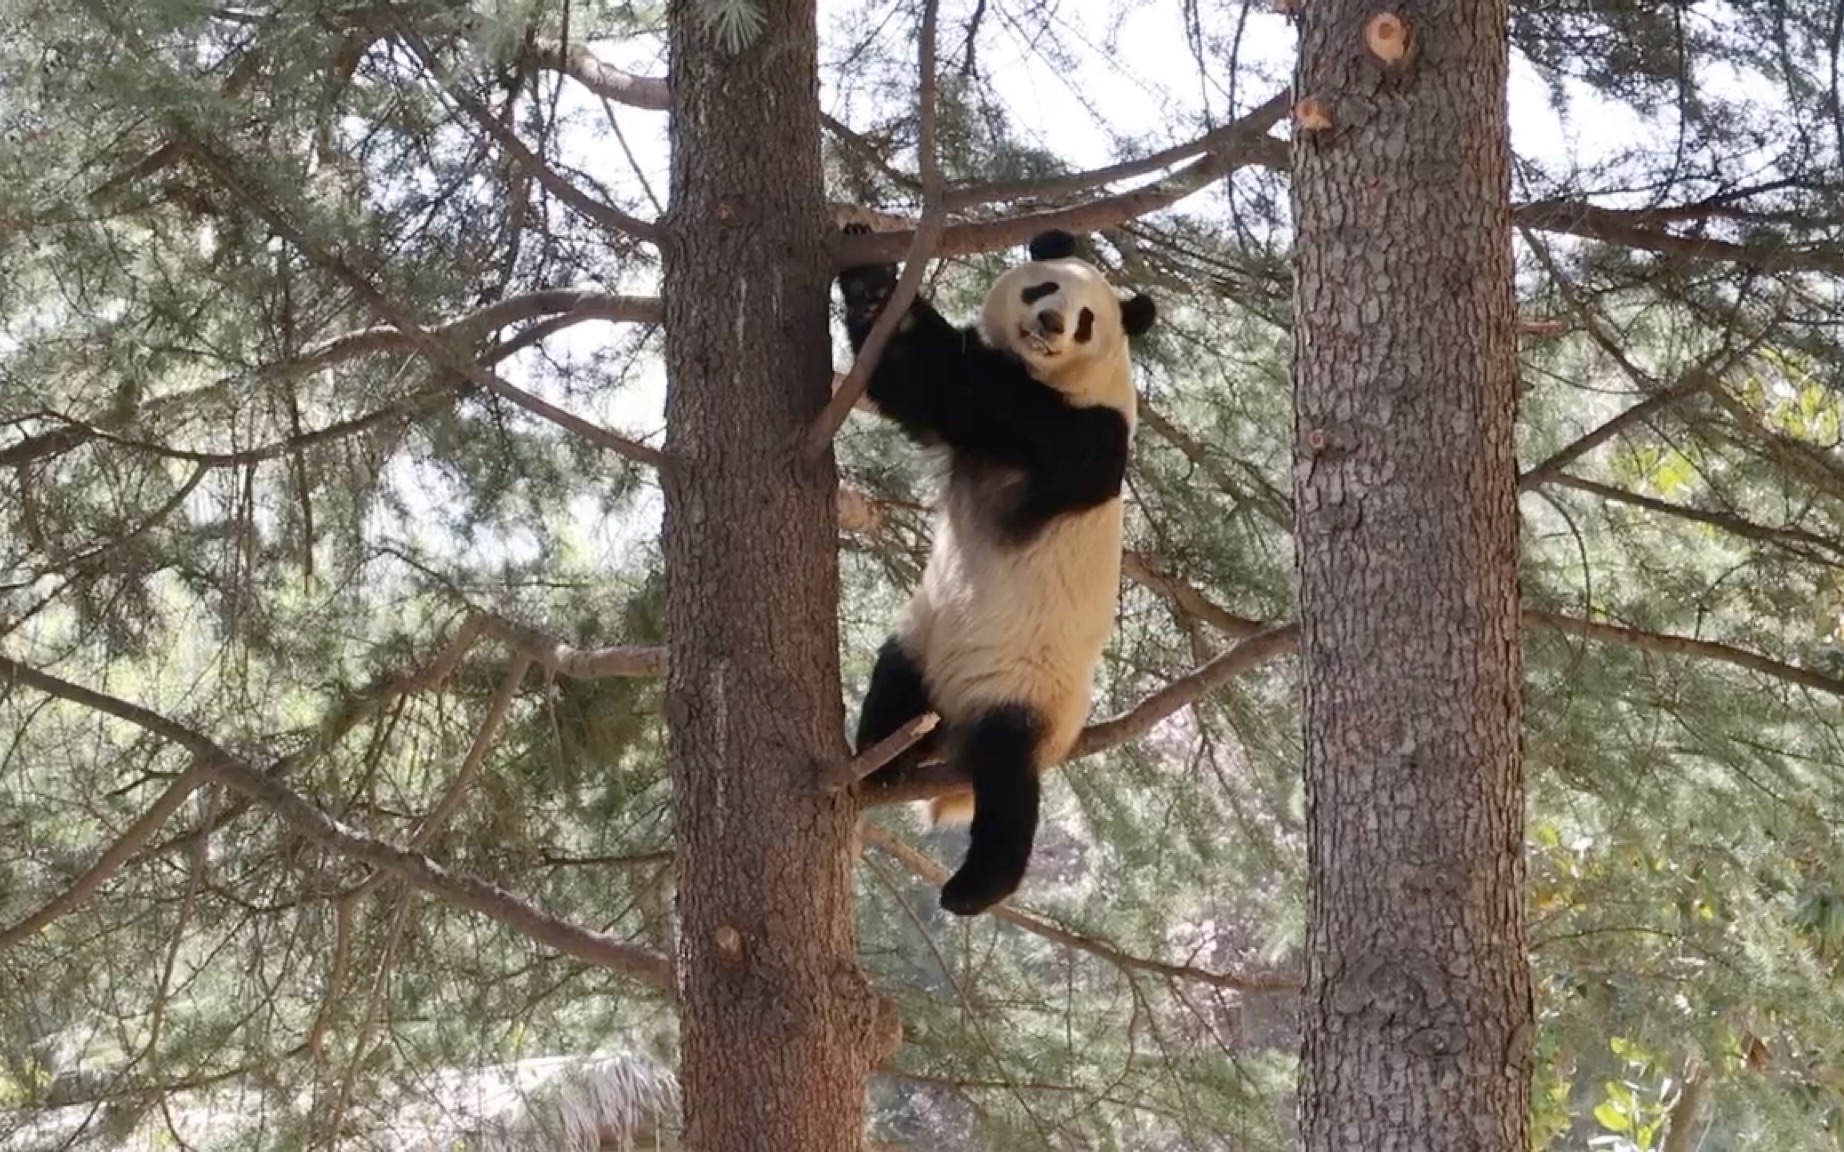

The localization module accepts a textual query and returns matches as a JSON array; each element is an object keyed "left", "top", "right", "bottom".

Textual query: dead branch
[
  {"left": 0, "top": 650, "right": 673, "bottom": 988},
  {"left": 864, "top": 825, "right": 1301, "bottom": 993},
  {"left": 1074, "top": 624, "right": 1300, "bottom": 755},
  {"left": 803, "top": 0, "right": 946, "bottom": 459},
  {"left": 859, "top": 623, "right": 1300, "bottom": 808},
  {"left": 820, "top": 713, "right": 938, "bottom": 791}
]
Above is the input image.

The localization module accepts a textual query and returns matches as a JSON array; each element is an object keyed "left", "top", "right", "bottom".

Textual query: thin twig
[
  {"left": 0, "top": 760, "right": 215, "bottom": 950},
  {"left": 174, "top": 133, "right": 666, "bottom": 471},
  {"left": 864, "top": 825, "right": 1301, "bottom": 993},
  {"left": 820, "top": 713, "right": 938, "bottom": 791},
  {"left": 0, "top": 651, "right": 672, "bottom": 987},
  {"left": 803, "top": 0, "right": 945, "bottom": 459}
]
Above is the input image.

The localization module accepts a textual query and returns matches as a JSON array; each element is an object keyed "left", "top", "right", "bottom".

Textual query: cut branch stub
[
  {"left": 1295, "top": 96, "right": 1335, "bottom": 132},
  {"left": 1364, "top": 11, "right": 1409, "bottom": 64},
  {"left": 819, "top": 713, "right": 939, "bottom": 791}
]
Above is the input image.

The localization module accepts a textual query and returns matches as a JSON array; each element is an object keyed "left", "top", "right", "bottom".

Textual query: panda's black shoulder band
[{"left": 1027, "top": 230, "right": 1080, "bottom": 261}]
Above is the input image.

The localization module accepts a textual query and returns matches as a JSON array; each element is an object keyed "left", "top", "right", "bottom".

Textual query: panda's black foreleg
[
  {"left": 853, "top": 637, "right": 944, "bottom": 790},
  {"left": 939, "top": 704, "right": 1043, "bottom": 916}
]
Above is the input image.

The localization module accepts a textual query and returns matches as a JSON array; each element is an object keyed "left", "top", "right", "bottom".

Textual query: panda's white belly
[{"left": 900, "top": 494, "right": 1123, "bottom": 762}]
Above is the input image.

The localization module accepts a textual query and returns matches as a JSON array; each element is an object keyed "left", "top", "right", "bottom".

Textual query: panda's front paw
[{"left": 837, "top": 233, "right": 901, "bottom": 341}]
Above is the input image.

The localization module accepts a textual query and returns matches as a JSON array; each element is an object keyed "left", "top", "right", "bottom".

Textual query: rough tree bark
[
  {"left": 659, "top": 1, "right": 893, "bottom": 1147},
  {"left": 1290, "top": 3, "right": 1533, "bottom": 1149}
]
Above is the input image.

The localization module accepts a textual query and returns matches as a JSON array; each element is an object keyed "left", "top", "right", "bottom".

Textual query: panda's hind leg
[
  {"left": 938, "top": 704, "right": 1043, "bottom": 916},
  {"left": 853, "top": 636, "right": 943, "bottom": 791}
]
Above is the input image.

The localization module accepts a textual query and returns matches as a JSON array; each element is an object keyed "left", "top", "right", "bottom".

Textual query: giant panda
[{"left": 836, "top": 224, "right": 1157, "bottom": 916}]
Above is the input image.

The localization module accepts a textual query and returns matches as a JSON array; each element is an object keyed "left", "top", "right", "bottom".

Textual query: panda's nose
[{"left": 1036, "top": 309, "right": 1064, "bottom": 335}]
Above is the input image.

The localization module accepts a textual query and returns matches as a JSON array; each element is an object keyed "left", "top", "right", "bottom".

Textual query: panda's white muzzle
[{"left": 1019, "top": 308, "right": 1067, "bottom": 356}]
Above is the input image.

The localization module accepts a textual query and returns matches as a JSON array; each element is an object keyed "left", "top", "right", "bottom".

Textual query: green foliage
[{"left": 6, "top": 0, "right": 1844, "bottom": 1147}]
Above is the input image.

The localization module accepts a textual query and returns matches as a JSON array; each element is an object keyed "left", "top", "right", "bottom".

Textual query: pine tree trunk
[
  {"left": 1289, "top": 3, "right": 1532, "bottom": 1148},
  {"left": 659, "top": 2, "right": 889, "bottom": 1147}
]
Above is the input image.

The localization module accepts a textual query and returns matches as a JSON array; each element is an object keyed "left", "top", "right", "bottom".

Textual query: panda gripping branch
[{"left": 836, "top": 223, "right": 1157, "bottom": 916}]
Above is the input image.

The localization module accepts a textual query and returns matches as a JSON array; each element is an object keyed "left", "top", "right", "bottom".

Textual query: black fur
[
  {"left": 838, "top": 223, "right": 1152, "bottom": 915},
  {"left": 940, "top": 705, "right": 1043, "bottom": 915},
  {"left": 853, "top": 637, "right": 942, "bottom": 787},
  {"left": 1028, "top": 229, "right": 1080, "bottom": 261},
  {"left": 836, "top": 227, "right": 1133, "bottom": 544},
  {"left": 1121, "top": 294, "right": 1157, "bottom": 338}
]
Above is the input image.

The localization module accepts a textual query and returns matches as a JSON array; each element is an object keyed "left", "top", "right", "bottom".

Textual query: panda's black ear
[
  {"left": 1027, "top": 230, "right": 1080, "bottom": 261},
  {"left": 1121, "top": 293, "right": 1157, "bottom": 338}
]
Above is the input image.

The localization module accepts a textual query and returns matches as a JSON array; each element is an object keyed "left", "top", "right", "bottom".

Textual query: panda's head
[{"left": 979, "top": 229, "right": 1157, "bottom": 403}]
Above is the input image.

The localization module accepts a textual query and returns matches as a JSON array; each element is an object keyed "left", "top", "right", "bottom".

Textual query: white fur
[{"left": 902, "top": 254, "right": 1141, "bottom": 824}]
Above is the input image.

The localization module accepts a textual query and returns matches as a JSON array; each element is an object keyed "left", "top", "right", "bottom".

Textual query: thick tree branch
[
  {"left": 804, "top": 0, "right": 945, "bottom": 458},
  {"left": 1530, "top": 611, "right": 1844, "bottom": 699},
  {"left": 172, "top": 133, "right": 667, "bottom": 471},
  {"left": 476, "top": 613, "right": 667, "bottom": 678},
  {"left": 1516, "top": 199, "right": 1844, "bottom": 276},
  {"left": 834, "top": 90, "right": 1290, "bottom": 267},
  {"left": 858, "top": 623, "right": 1300, "bottom": 808},
  {"left": 399, "top": 31, "right": 661, "bottom": 243},
  {"left": 860, "top": 548, "right": 1844, "bottom": 810},
  {"left": 533, "top": 41, "right": 671, "bottom": 110},
  {"left": 0, "top": 651, "right": 673, "bottom": 988},
  {"left": 277, "top": 290, "right": 663, "bottom": 377},
  {"left": 864, "top": 825, "right": 1301, "bottom": 992}
]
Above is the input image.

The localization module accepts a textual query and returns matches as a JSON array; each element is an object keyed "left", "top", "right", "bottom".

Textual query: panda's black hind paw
[{"left": 938, "top": 862, "right": 1021, "bottom": 917}]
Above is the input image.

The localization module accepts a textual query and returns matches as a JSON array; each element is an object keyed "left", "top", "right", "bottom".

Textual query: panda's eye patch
[
  {"left": 1074, "top": 308, "right": 1095, "bottom": 343},
  {"left": 1020, "top": 282, "right": 1060, "bottom": 306}
]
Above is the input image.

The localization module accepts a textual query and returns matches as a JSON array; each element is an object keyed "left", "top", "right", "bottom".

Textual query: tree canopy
[{"left": 6, "top": 0, "right": 1844, "bottom": 1147}]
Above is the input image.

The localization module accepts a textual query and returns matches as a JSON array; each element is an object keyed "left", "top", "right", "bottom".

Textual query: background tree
[
  {"left": 1291, "top": 1, "right": 1530, "bottom": 1147},
  {"left": 6, "top": 0, "right": 1844, "bottom": 1148}
]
